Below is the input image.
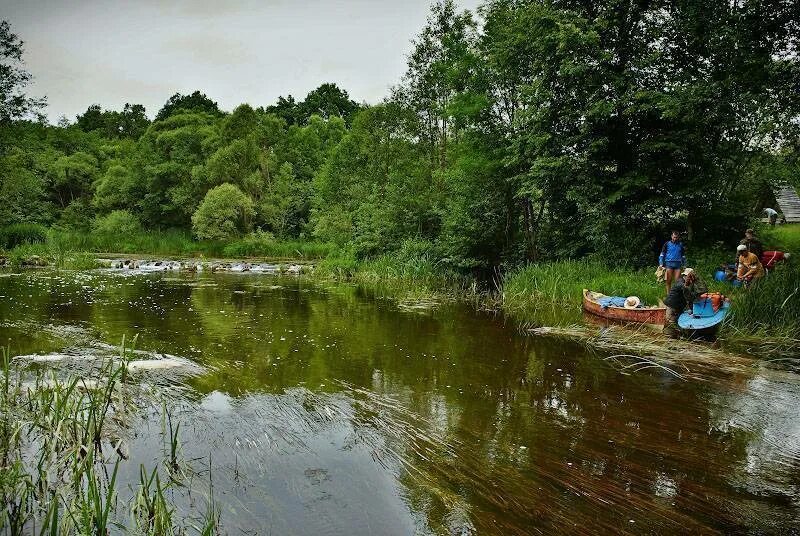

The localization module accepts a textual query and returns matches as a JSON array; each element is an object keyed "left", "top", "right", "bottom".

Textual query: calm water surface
[{"left": 2, "top": 269, "right": 799, "bottom": 534}]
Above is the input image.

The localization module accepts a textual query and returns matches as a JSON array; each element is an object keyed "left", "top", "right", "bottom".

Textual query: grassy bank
[
  {"left": 3, "top": 223, "right": 798, "bottom": 340},
  {"left": 0, "top": 227, "right": 333, "bottom": 268},
  {"left": 502, "top": 258, "right": 800, "bottom": 339},
  {"left": 314, "top": 252, "right": 476, "bottom": 302},
  {"left": 501, "top": 260, "right": 663, "bottom": 326},
  {"left": 761, "top": 223, "right": 800, "bottom": 252}
]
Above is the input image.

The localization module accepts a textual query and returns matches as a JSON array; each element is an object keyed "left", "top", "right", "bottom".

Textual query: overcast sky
[{"left": 6, "top": 0, "right": 481, "bottom": 123}]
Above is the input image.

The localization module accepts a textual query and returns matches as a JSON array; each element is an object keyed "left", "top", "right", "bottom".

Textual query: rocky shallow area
[{"left": 103, "top": 258, "right": 311, "bottom": 274}]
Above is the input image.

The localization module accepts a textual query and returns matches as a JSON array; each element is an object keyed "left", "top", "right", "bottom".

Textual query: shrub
[
  {"left": 222, "top": 230, "right": 276, "bottom": 257},
  {"left": 0, "top": 223, "right": 48, "bottom": 249},
  {"left": 92, "top": 210, "right": 142, "bottom": 243},
  {"left": 56, "top": 199, "right": 94, "bottom": 232},
  {"left": 192, "top": 183, "right": 254, "bottom": 241}
]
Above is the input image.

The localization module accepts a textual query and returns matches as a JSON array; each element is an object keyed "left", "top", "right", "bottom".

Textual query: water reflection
[{"left": 1, "top": 269, "right": 798, "bottom": 533}]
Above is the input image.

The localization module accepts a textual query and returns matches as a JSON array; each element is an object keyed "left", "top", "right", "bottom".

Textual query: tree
[
  {"left": 48, "top": 151, "right": 99, "bottom": 208},
  {"left": 0, "top": 20, "right": 45, "bottom": 124},
  {"left": 257, "top": 161, "right": 295, "bottom": 237},
  {"left": 191, "top": 183, "right": 254, "bottom": 240},
  {"left": 264, "top": 95, "right": 301, "bottom": 125},
  {"left": 480, "top": 0, "right": 800, "bottom": 263},
  {"left": 118, "top": 103, "right": 150, "bottom": 138},
  {"left": 0, "top": 147, "right": 47, "bottom": 224},
  {"left": 394, "top": 0, "right": 478, "bottom": 169},
  {"left": 76, "top": 103, "right": 150, "bottom": 139},
  {"left": 312, "top": 103, "right": 432, "bottom": 256},
  {"left": 76, "top": 104, "right": 105, "bottom": 133},
  {"left": 266, "top": 84, "right": 360, "bottom": 126},
  {"left": 300, "top": 83, "right": 360, "bottom": 124},
  {"left": 135, "top": 111, "right": 220, "bottom": 226},
  {"left": 155, "top": 91, "right": 222, "bottom": 121},
  {"left": 93, "top": 164, "right": 138, "bottom": 213}
]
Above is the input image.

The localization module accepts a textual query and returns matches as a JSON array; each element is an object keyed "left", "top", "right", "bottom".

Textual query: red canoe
[{"left": 582, "top": 289, "right": 666, "bottom": 326}]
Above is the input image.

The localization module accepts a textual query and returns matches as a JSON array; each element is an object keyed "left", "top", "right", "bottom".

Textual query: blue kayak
[{"left": 678, "top": 299, "right": 730, "bottom": 330}]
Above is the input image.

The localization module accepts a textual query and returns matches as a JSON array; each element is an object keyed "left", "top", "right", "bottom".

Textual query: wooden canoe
[{"left": 582, "top": 289, "right": 666, "bottom": 326}]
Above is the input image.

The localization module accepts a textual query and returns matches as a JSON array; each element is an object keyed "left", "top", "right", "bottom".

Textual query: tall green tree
[
  {"left": 0, "top": 20, "right": 44, "bottom": 125},
  {"left": 394, "top": 0, "right": 478, "bottom": 169},
  {"left": 155, "top": 91, "right": 222, "bottom": 121}
]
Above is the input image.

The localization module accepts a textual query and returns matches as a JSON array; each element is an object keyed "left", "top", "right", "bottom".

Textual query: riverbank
[
  {"left": 0, "top": 227, "right": 332, "bottom": 266},
  {"left": 3, "top": 226, "right": 799, "bottom": 344}
]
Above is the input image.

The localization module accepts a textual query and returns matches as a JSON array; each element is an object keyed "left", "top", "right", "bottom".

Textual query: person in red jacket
[{"left": 760, "top": 251, "right": 791, "bottom": 270}]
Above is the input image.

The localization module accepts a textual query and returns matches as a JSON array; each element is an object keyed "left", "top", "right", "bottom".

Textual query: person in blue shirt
[{"left": 659, "top": 230, "right": 687, "bottom": 293}]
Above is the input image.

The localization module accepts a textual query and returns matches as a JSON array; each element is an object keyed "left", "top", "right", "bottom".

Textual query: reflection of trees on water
[{"left": 2, "top": 271, "right": 797, "bottom": 533}]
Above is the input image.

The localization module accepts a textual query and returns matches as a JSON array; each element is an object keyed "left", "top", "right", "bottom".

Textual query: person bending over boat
[
  {"left": 659, "top": 231, "right": 687, "bottom": 293},
  {"left": 739, "top": 228, "right": 764, "bottom": 259},
  {"left": 761, "top": 250, "right": 790, "bottom": 272},
  {"left": 663, "top": 268, "right": 707, "bottom": 327},
  {"left": 736, "top": 244, "right": 764, "bottom": 286},
  {"left": 764, "top": 207, "right": 779, "bottom": 226}
]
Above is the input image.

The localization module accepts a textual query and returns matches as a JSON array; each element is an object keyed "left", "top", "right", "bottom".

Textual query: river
[{"left": 1, "top": 268, "right": 799, "bottom": 534}]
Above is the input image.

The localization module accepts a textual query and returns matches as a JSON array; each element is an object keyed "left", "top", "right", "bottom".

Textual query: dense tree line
[{"left": 1, "top": 0, "right": 798, "bottom": 270}]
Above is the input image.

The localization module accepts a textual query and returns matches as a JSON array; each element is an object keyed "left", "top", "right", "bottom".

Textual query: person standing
[
  {"left": 736, "top": 244, "right": 765, "bottom": 286},
  {"left": 659, "top": 230, "right": 687, "bottom": 293},
  {"left": 739, "top": 228, "right": 764, "bottom": 258}
]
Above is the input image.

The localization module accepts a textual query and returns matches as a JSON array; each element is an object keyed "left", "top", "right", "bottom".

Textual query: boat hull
[
  {"left": 678, "top": 302, "right": 730, "bottom": 332},
  {"left": 582, "top": 289, "right": 666, "bottom": 326}
]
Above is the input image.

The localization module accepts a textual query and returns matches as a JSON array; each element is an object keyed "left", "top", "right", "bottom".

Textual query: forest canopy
[{"left": 1, "top": 0, "right": 798, "bottom": 270}]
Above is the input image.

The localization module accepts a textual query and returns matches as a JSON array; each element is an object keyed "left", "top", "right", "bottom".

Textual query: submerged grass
[{"left": 0, "top": 339, "right": 219, "bottom": 534}]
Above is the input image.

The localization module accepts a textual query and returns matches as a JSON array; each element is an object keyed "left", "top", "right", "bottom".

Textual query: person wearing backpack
[{"left": 659, "top": 230, "right": 687, "bottom": 293}]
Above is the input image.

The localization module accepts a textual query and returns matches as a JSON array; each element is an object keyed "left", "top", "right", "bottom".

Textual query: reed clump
[
  {"left": 724, "top": 264, "right": 800, "bottom": 338},
  {"left": 314, "top": 248, "right": 476, "bottom": 304},
  {"left": 502, "top": 260, "right": 663, "bottom": 321},
  {"left": 0, "top": 339, "right": 219, "bottom": 534}
]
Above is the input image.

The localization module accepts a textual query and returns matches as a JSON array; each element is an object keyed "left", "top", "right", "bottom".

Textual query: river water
[{"left": 2, "top": 269, "right": 799, "bottom": 534}]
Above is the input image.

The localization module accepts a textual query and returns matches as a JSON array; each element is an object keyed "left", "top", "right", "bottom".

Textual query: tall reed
[{"left": 0, "top": 338, "right": 220, "bottom": 533}]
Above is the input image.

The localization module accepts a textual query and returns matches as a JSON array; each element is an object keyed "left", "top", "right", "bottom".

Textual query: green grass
[
  {"left": 48, "top": 228, "right": 226, "bottom": 257},
  {"left": 222, "top": 236, "right": 333, "bottom": 259},
  {"left": 313, "top": 250, "right": 474, "bottom": 302},
  {"left": 760, "top": 223, "right": 800, "bottom": 253},
  {"left": 0, "top": 227, "right": 336, "bottom": 267},
  {"left": 502, "top": 259, "right": 664, "bottom": 323},
  {"left": 55, "top": 228, "right": 333, "bottom": 259},
  {"left": 724, "top": 264, "right": 800, "bottom": 338}
]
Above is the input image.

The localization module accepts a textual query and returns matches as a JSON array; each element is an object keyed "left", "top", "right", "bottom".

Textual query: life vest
[{"left": 699, "top": 292, "right": 725, "bottom": 313}]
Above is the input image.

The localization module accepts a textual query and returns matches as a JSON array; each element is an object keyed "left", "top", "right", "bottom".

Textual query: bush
[
  {"left": 192, "top": 183, "right": 254, "bottom": 241},
  {"left": 56, "top": 200, "right": 94, "bottom": 232},
  {"left": 222, "top": 230, "right": 276, "bottom": 257},
  {"left": 0, "top": 223, "right": 48, "bottom": 249},
  {"left": 92, "top": 210, "right": 142, "bottom": 243}
]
